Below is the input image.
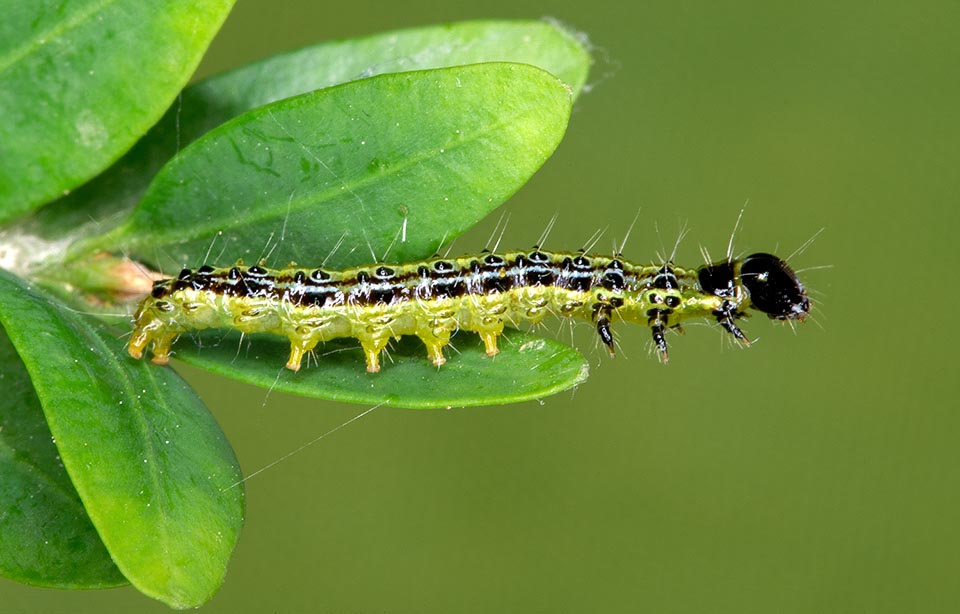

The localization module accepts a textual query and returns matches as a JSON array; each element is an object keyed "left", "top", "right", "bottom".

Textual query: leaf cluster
[{"left": 0, "top": 4, "right": 590, "bottom": 606}]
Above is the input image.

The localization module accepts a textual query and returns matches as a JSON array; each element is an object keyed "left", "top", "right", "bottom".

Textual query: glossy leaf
[
  {"left": 0, "top": 0, "right": 235, "bottom": 222},
  {"left": 0, "top": 330, "right": 125, "bottom": 589},
  {"left": 33, "top": 19, "right": 590, "bottom": 241},
  {"left": 91, "top": 62, "right": 573, "bottom": 271},
  {"left": 0, "top": 270, "right": 243, "bottom": 608},
  {"left": 175, "top": 330, "right": 589, "bottom": 410}
]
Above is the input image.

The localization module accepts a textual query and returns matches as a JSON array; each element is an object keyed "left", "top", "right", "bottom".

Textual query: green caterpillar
[{"left": 129, "top": 248, "right": 809, "bottom": 373}]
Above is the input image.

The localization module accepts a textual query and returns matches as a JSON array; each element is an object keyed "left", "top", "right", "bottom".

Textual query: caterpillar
[{"left": 128, "top": 248, "right": 810, "bottom": 373}]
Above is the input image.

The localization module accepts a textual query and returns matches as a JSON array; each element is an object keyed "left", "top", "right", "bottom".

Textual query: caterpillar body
[{"left": 128, "top": 249, "right": 810, "bottom": 373}]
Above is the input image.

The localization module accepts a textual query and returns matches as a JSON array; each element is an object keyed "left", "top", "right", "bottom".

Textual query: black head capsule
[{"left": 739, "top": 253, "right": 810, "bottom": 320}]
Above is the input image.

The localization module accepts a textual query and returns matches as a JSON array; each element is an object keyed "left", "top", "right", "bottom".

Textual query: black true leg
[
  {"left": 715, "top": 302, "right": 750, "bottom": 346},
  {"left": 595, "top": 307, "right": 616, "bottom": 357},
  {"left": 649, "top": 316, "right": 669, "bottom": 362},
  {"left": 597, "top": 308, "right": 616, "bottom": 356}
]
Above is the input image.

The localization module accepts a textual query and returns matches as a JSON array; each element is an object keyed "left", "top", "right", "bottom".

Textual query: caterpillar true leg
[
  {"left": 647, "top": 311, "right": 670, "bottom": 362},
  {"left": 714, "top": 303, "right": 750, "bottom": 346},
  {"left": 594, "top": 305, "right": 616, "bottom": 357}
]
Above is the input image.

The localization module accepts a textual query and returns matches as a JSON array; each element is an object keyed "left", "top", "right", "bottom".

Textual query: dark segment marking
[
  {"left": 653, "top": 265, "right": 678, "bottom": 290},
  {"left": 561, "top": 257, "right": 594, "bottom": 292},
  {"left": 369, "top": 283, "right": 400, "bottom": 305},
  {"left": 481, "top": 269, "right": 512, "bottom": 294},
  {"left": 375, "top": 266, "right": 395, "bottom": 279},
  {"left": 572, "top": 255, "right": 592, "bottom": 270},
  {"left": 602, "top": 269, "right": 625, "bottom": 292},
  {"left": 427, "top": 275, "right": 467, "bottom": 299},
  {"left": 698, "top": 261, "right": 736, "bottom": 298},
  {"left": 309, "top": 269, "right": 330, "bottom": 283},
  {"left": 433, "top": 260, "right": 455, "bottom": 273},
  {"left": 529, "top": 250, "right": 551, "bottom": 263},
  {"left": 483, "top": 254, "right": 506, "bottom": 268},
  {"left": 525, "top": 262, "right": 556, "bottom": 286}
]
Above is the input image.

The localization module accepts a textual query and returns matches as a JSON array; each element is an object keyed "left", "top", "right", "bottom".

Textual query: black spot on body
[
  {"left": 370, "top": 283, "right": 399, "bottom": 304},
  {"left": 653, "top": 265, "right": 678, "bottom": 290},
  {"left": 525, "top": 264, "right": 556, "bottom": 286},
  {"left": 433, "top": 260, "right": 455, "bottom": 274},
  {"left": 483, "top": 254, "right": 506, "bottom": 268},
  {"left": 429, "top": 276, "right": 467, "bottom": 299},
  {"left": 481, "top": 271, "right": 511, "bottom": 294},
  {"left": 602, "top": 270, "right": 625, "bottom": 291}
]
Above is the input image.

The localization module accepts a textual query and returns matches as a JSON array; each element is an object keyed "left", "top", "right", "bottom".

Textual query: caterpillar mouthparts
[{"left": 128, "top": 249, "right": 809, "bottom": 373}]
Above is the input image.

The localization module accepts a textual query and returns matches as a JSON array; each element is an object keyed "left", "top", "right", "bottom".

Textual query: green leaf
[
  {"left": 0, "top": 0, "right": 235, "bottom": 222},
  {"left": 175, "top": 330, "right": 589, "bottom": 410},
  {"left": 92, "top": 62, "right": 574, "bottom": 271},
  {"left": 0, "top": 329, "right": 125, "bottom": 589},
  {"left": 0, "top": 270, "right": 243, "bottom": 608},
  {"left": 31, "top": 19, "right": 590, "bottom": 240}
]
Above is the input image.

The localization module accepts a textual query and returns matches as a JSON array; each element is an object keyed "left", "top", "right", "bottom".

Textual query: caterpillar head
[
  {"left": 698, "top": 253, "right": 810, "bottom": 320},
  {"left": 738, "top": 253, "right": 810, "bottom": 320}
]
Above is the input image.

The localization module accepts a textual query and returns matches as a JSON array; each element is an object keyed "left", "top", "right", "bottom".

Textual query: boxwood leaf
[
  {"left": 0, "top": 0, "right": 235, "bottom": 221},
  {"left": 32, "top": 19, "right": 590, "bottom": 240},
  {"left": 0, "top": 270, "right": 243, "bottom": 608},
  {"left": 0, "top": 329, "right": 125, "bottom": 589},
  {"left": 90, "top": 62, "right": 573, "bottom": 272},
  {"left": 175, "top": 330, "right": 589, "bottom": 410}
]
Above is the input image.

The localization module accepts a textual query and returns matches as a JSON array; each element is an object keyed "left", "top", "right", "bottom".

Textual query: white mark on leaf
[{"left": 74, "top": 109, "right": 108, "bottom": 150}]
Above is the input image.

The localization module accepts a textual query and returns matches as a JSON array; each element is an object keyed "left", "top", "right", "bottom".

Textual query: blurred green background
[{"left": 5, "top": 1, "right": 960, "bottom": 612}]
